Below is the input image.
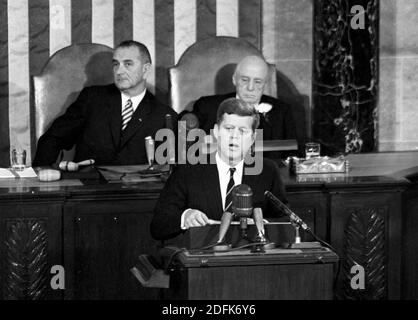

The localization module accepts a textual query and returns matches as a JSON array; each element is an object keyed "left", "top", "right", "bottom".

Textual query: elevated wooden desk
[
  {"left": 1, "top": 152, "right": 418, "bottom": 299},
  {"left": 165, "top": 247, "right": 338, "bottom": 300}
]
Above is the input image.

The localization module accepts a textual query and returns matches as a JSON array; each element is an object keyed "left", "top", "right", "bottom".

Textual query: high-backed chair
[
  {"left": 32, "top": 43, "right": 114, "bottom": 162},
  {"left": 169, "top": 36, "right": 277, "bottom": 114}
]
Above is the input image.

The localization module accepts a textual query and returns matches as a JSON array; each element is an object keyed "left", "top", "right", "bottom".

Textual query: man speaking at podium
[{"left": 151, "top": 98, "right": 287, "bottom": 241}]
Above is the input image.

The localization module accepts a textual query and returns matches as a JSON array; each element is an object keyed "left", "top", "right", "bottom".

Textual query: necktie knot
[{"left": 229, "top": 167, "right": 236, "bottom": 177}]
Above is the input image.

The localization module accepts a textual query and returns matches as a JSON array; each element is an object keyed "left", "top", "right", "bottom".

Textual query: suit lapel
[
  {"left": 259, "top": 95, "right": 273, "bottom": 139},
  {"left": 202, "top": 163, "right": 224, "bottom": 220},
  {"left": 106, "top": 87, "right": 123, "bottom": 149},
  {"left": 120, "top": 91, "right": 153, "bottom": 148}
]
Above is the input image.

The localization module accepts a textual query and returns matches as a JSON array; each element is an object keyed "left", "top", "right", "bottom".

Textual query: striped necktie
[
  {"left": 121, "top": 99, "right": 133, "bottom": 130},
  {"left": 224, "top": 167, "right": 236, "bottom": 213}
]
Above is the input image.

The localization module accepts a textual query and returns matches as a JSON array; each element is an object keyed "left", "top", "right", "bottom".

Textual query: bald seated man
[{"left": 192, "top": 55, "right": 302, "bottom": 158}]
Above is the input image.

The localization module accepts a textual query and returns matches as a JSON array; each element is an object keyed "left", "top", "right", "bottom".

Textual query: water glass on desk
[
  {"left": 11, "top": 149, "right": 26, "bottom": 171},
  {"left": 305, "top": 142, "right": 320, "bottom": 159}
]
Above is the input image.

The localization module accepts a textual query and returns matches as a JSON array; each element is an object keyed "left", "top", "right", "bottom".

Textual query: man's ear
[
  {"left": 213, "top": 124, "right": 219, "bottom": 138},
  {"left": 143, "top": 63, "right": 152, "bottom": 78},
  {"left": 232, "top": 73, "right": 237, "bottom": 87}
]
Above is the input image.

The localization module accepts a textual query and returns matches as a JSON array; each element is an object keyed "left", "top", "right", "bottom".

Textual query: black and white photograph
[{"left": 0, "top": 0, "right": 415, "bottom": 311}]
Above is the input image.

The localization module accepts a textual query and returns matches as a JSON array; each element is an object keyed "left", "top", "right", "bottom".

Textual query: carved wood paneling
[
  {"left": 339, "top": 208, "right": 386, "bottom": 299},
  {"left": 4, "top": 219, "right": 49, "bottom": 300}
]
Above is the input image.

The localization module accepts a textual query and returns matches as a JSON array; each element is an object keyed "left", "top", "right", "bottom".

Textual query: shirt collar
[
  {"left": 215, "top": 152, "right": 244, "bottom": 177},
  {"left": 121, "top": 89, "right": 147, "bottom": 112}
]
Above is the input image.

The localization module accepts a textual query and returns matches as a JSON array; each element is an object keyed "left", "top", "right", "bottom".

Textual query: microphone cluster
[
  {"left": 214, "top": 184, "right": 272, "bottom": 251},
  {"left": 214, "top": 185, "right": 315, "bottom": 252}
]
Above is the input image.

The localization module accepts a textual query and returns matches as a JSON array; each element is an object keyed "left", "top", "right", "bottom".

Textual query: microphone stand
[
  {"left": 251, "top": 208, "right": 275, "bottom": 253},
  {"left": 282, "top": 221, "right": 322, "bottom": 249},
  {"left": 212, "top": 212, "right": 233, "bottom": 252},
  {"left": 235, "top": 216, "right": 252, "bottom": 247},
  {"left": 264, "top": 191, "right": 323, "bottom": 249}
]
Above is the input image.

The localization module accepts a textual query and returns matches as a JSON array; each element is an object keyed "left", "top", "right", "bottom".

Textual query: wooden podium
[{"left": 164, "top": 247, "right": 338, "bottom": 300}]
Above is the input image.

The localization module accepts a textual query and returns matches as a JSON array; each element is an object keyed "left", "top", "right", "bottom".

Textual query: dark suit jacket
[
  {"left": 193, "top": 92, "right": 297, "bottom": 140},
  {"left": 150, "top": 157, "right": 287, "bottom": 240},
  {"left": 33, "top": 84, "right": 178, "bottom": 166}
]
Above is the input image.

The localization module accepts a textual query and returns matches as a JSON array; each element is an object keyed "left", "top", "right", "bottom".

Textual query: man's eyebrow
[{"left": 112, "top": 59, "right": 134, "bottom": 63}]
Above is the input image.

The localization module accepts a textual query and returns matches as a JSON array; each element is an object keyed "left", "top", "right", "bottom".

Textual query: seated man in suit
[
  {"left": 151, "top": 98, "right": 287, "bottom": 241},
  {"left": 33, "top": 40, "right": 177, "bottom": 166},
  {"left": 192, "top": 55, "right": 303, "bottom": 157}
]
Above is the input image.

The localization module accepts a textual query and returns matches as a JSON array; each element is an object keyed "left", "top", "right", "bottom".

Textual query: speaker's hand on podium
[{"left": 182, "top": 209, "right": 210, "bottom": 229}]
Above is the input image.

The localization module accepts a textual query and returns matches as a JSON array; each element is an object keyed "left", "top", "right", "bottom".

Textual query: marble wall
[
  {"left": 266, "top": 0, "right": 418, "bottom": 153},
  {"left": 380, "top": 0, "right": 418, "bottom": 151},
  {"left": 312, "top": 0, "right": 378, "bottom": 155}
]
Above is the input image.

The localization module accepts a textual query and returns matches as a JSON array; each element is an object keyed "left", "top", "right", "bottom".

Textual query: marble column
[{"left": 313, "top": 0, "right": 379, "bottom": 155}]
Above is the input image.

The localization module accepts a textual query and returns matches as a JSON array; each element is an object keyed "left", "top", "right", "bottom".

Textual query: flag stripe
[
  {"left": 71, "top": 0, "right": 92, "bottom": 44},
  {"left": 133, "top": 0, "right": 156, "bottom": 93},
  {"left": 155, "top": 0, "right": 174, "bottom": 105},
  {"left": 29, "top": 0, "right": 50, "bottom": 76},
  {"left": 239, "top": 0, "right": 261, "bottom": 49},
  {"left": 0, "top": 0, "right": 9, "bottom": 166},
  {"left": 92, "top": 0, "right": 114, "bottom": 47},
  {"left": 49, "top": 0, "right": 72, "bottom": 56},
  {"left": 196, "top": 0, "right": 217, "bottom": 42},
  {"left": 174, "top": 0, "right": 196, "bottom": 64},
  {"left": 114, "top": 0, "right": 133, "bottom": 46},
  {"left": 262, "top": 0, "right": 275, "bottom": 62},
  {"left": 29, "top": 0, "right": 50, "bottom": 160},
  {"left": 8, "top": 0, "right": 31, "bottom": 162},
  {"left": 216, "top": 0, "right": 239, "bottom": 37}
]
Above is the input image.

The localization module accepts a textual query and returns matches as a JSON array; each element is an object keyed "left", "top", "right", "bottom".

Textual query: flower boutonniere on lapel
[{"left": 254, "top": 103, "right": 273, "bottom": 123}]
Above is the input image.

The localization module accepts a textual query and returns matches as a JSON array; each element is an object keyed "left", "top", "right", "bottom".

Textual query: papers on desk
[
  {"left": 0, "top": 167, "right": 38, "bottom": 178},
  {"left": 207, "top": 218, "right": 288, "bottom": 225},
  {"left": 98, "top": 165, "right": 169, "bottom": 183}
]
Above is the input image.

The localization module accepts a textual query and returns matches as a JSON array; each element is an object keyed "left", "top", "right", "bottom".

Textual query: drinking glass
[
  {"left": 11, "top": 149, "right": 26, "bottom": 171},
  {"left": 305, "top": 142, "right": 320, "bottom": 159}
]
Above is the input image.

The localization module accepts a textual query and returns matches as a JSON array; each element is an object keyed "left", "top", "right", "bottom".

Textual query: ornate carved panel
[
  {"left": 339, "top": 208, "right": 387, "bottom": 299},
  {"left": 4, "top": 219, "right": 49, "bottom": 300}
]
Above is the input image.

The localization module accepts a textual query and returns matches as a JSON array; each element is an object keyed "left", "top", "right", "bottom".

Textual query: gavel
[{"left": 59, "top": 159, "right": 95, "bottom": 172}]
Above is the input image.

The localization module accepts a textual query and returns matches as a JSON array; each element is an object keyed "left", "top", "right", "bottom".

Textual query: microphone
[
  {"left": 264, "top": 191, "right": 325, "bottom": 249},
  {"left": 145, "top": 136, "right": 155, "bottom": 167},
  {"left": 232, "top": 184, "right": 253, "bottom": 218},
  {"left": 217, "top": 211, "right": 234, "bottom": 243},
  {"left": 252, "top": 207, "right": 265, "bottom": 237},
  {"left": 165, "top": 114, "right": 176, "bottom": 164},
  {"left": 232, "top": 184, "right": 253, "bottom": 246},
  {"left": 252, "top": 207, "right": 275, "bottom": 250},
  {"left": 264, "top": 191, "right": 310, "bottom": 231}
]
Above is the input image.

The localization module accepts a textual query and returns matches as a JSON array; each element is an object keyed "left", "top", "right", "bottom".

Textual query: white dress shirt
[
  {"left": 215, "top": 152, "right": 244, "bottom": 211},
  {"left": 121, "top": 89, "right": 146, "bottom": 113}
]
